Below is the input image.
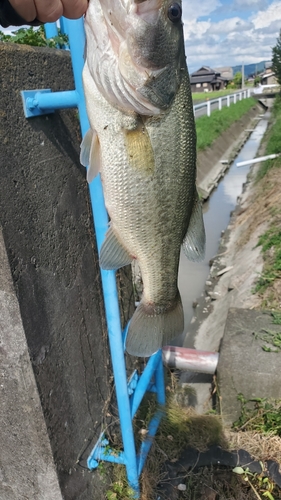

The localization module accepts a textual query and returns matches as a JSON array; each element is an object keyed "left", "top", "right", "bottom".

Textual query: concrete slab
[
  {"left": 0, "top": 228, "right": 63, "bottom": 500},
  {"left": 217, "top": 308, "right": 281, "bottom": 426}
]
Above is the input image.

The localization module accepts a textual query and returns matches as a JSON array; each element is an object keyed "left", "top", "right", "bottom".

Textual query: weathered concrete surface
[
  {"left": 0, "top": 42, "right": 121, "bottom": 499},
  {"left": 197, "top": 104, "right": 263, "bottom": 199},
  {"left": 0, "top": 228, "right": 64, "bottom": 500},
  {"left": 217, "top": 308, "right": 281, "bottom": 426}
]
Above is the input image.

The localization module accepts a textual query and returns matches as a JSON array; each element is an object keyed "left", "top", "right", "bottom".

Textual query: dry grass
[
  {"left": 180, "top": 466, "right": 265, "bottom": 500},
  {"left": 227, "top": 429, "right": 281, "bottom": 464}
]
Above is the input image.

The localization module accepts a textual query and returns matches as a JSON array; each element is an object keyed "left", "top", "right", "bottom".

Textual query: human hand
[{"left": 8, "top": 0, "right": 88, "bottom": 23}]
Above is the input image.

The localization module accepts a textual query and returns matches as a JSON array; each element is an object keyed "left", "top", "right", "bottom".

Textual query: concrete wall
[
  {"left": 0, "top": 42, "right": 119, "bottom": 499},
  {"left": 0, "top": 228, "right": 64, "bottom": 500}
]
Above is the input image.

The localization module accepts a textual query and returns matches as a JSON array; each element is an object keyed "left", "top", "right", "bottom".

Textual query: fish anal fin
[
  {"left": 126, "top": 292, "right": 184, "bottom": 357},
  {"left": 80, "top": 128, "right": 102, "bottom": 183},
  {"left": 100, "top": 227, "right": 133, "bottom": 270},
  {"left": 182, "top": 191, "right": 206, "bottom": 262}
]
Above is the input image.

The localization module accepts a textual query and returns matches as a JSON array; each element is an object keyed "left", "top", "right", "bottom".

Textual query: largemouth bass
[{"left": 81, "top": 0, "right": 206, "bottom": 357}]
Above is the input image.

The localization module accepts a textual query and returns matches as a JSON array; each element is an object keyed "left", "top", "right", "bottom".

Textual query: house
[
  {"left": 260, "top": 67, "right": 278, "bottom": 86},
  {"left": 214, "top": 66, "right": 233, "bottom": 81},
  {"left": 190, "top": 66, "right": 229, "bottom": 93}
]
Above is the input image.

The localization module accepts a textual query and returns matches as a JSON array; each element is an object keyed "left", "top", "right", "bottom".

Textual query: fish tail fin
[{"left": 126, "top": 291, "right": 184, "bottom": 357}]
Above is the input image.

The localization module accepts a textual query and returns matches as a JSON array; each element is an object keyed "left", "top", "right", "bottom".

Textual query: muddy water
[{"left": 177, "top": 112, "right": 270, "bottom": 348}]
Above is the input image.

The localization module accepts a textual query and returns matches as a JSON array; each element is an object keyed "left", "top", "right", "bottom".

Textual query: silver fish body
[{"left": 81, "top": 0, "right": 205, "bottom": 357}]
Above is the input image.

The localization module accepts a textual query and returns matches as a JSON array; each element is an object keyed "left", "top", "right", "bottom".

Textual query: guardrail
[
  {"left": 253, "top": 84, "right": 280, "bottom": 95},
  {"left": 193, "top": 89, "right": 252, "bottom": 118}
]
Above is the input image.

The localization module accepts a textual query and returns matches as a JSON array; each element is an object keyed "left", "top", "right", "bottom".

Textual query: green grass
[
  {"left": 234, "top": 394, "right": 281, "bottom": 436},
  {"left": 256, "top": 95, "right": 281, "bottom": 180},
  {"left": 192, "top": 89, "right": 241, "bottom": 102},
  {"left": 254, "top": 226, "right": 281, "bottom": 295},
  {"left": 195, "top": 97, "right": 257, "bottom": 151}
]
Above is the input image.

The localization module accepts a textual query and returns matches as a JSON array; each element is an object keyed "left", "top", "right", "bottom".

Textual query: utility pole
[{"left": 242, "top": 61, "right": 245, "bottom": 89}]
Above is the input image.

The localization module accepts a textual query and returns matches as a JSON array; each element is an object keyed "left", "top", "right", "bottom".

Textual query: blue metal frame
[{"left": 21, "top": 18, "right": 165, "bottom": 497}]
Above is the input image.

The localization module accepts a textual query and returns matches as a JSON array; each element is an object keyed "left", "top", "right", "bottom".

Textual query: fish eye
[{"left": 167, "top": 3, "right": 182, "bottom": 23}]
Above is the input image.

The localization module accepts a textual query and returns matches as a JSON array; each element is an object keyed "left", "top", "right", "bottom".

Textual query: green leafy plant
[
  {"left": 234, "top": 394, "right": 281, "bottom": 437},
  {"left": 0, "top": 25, "right": 68, "bottom": 48},
  {"left": 254, "top": 328, "right": 281, "bottom": 353},
  {"left": 233, "top": 465, "right": 276, "bottom": 500}
]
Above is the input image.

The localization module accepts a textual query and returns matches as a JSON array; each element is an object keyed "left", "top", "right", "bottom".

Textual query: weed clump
[{"left": 234, "top": 394, "right": 281, "bottom": 437}]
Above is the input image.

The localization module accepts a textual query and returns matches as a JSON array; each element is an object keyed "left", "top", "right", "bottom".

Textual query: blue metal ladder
[{"left": 21, "top": 18, "right": 165, "bottom": 497}]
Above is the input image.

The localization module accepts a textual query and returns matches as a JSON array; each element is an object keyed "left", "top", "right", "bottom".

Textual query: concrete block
[{"left": 217, "top": 308, "right": 281, "bottom": 426}]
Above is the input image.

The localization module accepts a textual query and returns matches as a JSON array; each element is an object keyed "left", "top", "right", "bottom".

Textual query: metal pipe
[
  {"left": 236, "top": 153, "right": 280, "bottom": 168},
  {"left": 44, "top": 22, "right": 58, "bottom": 39},
  {"left": 155, "top": 353, "right": 166, "bottom": 406},
  {"left": 26, "top": 90, "right": 79, "bottom": 111},
  {"left": 162, "top": 346, "right": 219, "bottom": 374},
  {"left": 130, "top": 351, "right": 162, "bottom": 418},
  {"left": 137, "top": 409, "right": 165, "bottom": 476}
]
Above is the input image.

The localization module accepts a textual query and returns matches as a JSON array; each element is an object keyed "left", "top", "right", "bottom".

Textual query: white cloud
[
  {"left": 251, "top": 0, "right": 281, "bottom": 27},
  {"left": 233, "top": 0, "right": 268, "bottom": 9},
  {"left": 206, "top": 17, "right": 253, "bottom": 34},
  {"left": 182, "top": 0, "right": 221, "bottom": 21},
  {"left": 183, "top": 0, "right": 281, "bottom": 72},
  {"left": 183, "top": 20, "right": 211, "bottom": 41}
]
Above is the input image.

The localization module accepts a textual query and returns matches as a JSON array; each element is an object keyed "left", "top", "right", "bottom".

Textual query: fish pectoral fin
[
  {"left": 125, "top": 292, "right": 184, "bottom": 358},
  {"left": 100, "top": 227, "right": 133, "bottom": 270},
  {"left": 182, "top": 191, "right": 206, "bottom": 262},
  {"left": 80, "top": 128, "right": 102, "bottom": 183},
  {"left": 80, "top": 128, "right": 93, "bottom": 166}
]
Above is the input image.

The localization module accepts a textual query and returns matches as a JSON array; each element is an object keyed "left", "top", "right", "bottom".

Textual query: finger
[
  {"left": 61, "top": 0, "right": 88, "bottom": 19},
  {"left": 8, "top": 0, "right": 37, "bottom": 22},
  {"left": 34, "top": 0, "right": 64, "bottom": 23}
]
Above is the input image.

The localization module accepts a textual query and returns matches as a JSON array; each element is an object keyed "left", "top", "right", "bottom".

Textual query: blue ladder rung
[
  {"left": 87, "top": 433, "right": 126, "bottom": 469},
  {"left": 21, "top": 89, "right": 79, "bottom": 117},
  {"left": 88, "top": 352, "right": 165, "bottom": 471},
  {"left": 137, "top": 408, "right": 165, "bottom": 476},
  {"left": 130, "top": 351, "right": 163, "bottom": 418}
]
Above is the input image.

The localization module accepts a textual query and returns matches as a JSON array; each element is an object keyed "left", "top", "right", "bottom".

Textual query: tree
[
  {"left": 0, "top": 26, "right": 68, "bottom": 48},
  {"left": 233, "top": 71, "right": 242, "bottom": 89},
  {"left": 272, "top": 29, "right": 281, "bottom": 86},
  {"left": 254, "top": 76, "right": 261, "bottom": 87}
]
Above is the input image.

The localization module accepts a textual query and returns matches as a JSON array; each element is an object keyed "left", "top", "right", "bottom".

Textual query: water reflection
[{"left": 177, "top": 114, "right": 269, "bottom": 346}]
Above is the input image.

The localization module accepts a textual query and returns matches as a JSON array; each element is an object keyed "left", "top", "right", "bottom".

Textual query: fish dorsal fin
[
  {"left": 182, "top": 191, "right": 206, "bottom": 262},
  {"left": 100, "top": 227, "right": 133, "bottom": 270},
  {"left": 80, "top": 128, "right": 102, "bottom": 183}
]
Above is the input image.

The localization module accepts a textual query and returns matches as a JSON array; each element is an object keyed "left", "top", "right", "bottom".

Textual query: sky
[
  {"left": 183, "top": 0, "right": 281, "bottom": 72},
  {"left": 1, "top": 0, "right": 281, "bottom": 73}
]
